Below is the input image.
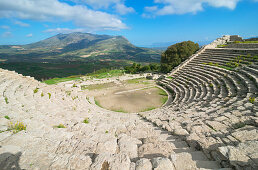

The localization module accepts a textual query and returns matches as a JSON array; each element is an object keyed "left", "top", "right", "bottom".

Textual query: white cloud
[
  {"left": 2, "top": 31, "right": 12, "bottom": 37},
  {"left": 144, "top": 0, "right": 241, "bottom": 16},
  {"left": 14, "top": 20, "right": 30, "bottom": 27},
  {"left": 26, "top": 33, "right": 33, "bottom": 37},
  {"left": 115, "top": 3, "right": 135, "bottom": 15},
  {"left": 0, "top": 0, "right": 127, "bottom": 30},
  {"left": 83, "top": 0, "right": 120, "bottom": 9},
  {"left": 44, "top": 27, "right": 87, "bottom": 34},
  {"left": 144, "top": 6, "right": 158, "bottom": 12},
  {"left": 73, "top": 0, "right": 134, "bottom": 15},
  {"left": 0, "top": 25, "right": 10, "bottom": 29}
]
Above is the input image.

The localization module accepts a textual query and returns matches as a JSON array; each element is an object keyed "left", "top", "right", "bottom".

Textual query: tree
[{"left": 161, "top": 41, "right": 199, "bottom": 73}]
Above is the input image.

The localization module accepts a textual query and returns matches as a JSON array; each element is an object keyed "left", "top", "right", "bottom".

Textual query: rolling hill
[
  {"left": 0, "top": 32, "right": 161, "bottom": 62},
  {"left": 0, "top": 33, "right": 162, "bottom": 80}
]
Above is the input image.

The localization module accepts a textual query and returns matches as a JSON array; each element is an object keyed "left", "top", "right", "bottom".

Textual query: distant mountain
[
  {"left": 0, "top": 32, "right": 161, "bottom": 63},
  {"left": 0, "top": 33, "right": 161, "bottom": 80},
  {"left": 24, "top": 32, "right": 112, "bottom": 50},
  {"left": 245, "top": 36, "right": 258, "bottom": 41}
]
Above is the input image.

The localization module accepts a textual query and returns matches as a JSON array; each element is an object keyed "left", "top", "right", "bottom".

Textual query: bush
[
  {"left": 5, "top": 97, "right": 9, "bottom": 104},
  {"left": 83, "top": 118, "right": 89, "bottom": 124},
  {"left": 54, "top": 124, "right": 66, "bottom": 128},
  {"left": 48, "top": 93, "right": 51, "bottom": 99},
  {"left": 124, "top": 63, "right": 160, "bottom": 74},
  {"left": 4, "top": 116, "right": 10, "bottom": 120},
  {"left": 8, "top": 121, "right": 26, "bottom": 133},
  {"left": 161, "top": 41, "right": 199, "bottom": 73},
  {"left": 33, "top": 88, "right": 39, "bottom": 93}
]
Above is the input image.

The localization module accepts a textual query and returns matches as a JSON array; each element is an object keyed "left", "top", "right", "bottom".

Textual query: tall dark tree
[{"left": 161, "top": 41, "right": 199, "bottom": 73}]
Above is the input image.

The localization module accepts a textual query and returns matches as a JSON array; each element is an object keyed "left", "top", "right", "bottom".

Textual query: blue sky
[{"left": 0, "top": 0, "right": 258, "bottom": 47}]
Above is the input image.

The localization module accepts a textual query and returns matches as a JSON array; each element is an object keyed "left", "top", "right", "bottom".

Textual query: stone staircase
[{"left": 139, "top": 36, "right": 258, "bottom": 170}]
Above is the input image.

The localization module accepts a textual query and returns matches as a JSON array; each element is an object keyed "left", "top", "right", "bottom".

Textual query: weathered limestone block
[
  {"left": 118, "top": 134, "right": 142, "bottom": 159},
  {"left": 69, "top": 154, "right": 92, "bottom": 170},
  {"left": 90, "top": 153, "right": 131, "bottom": 170},
  {"left": 231, "top": 126, "right": 258, "bottom": 142},
  {"left": 152, "top": 157, "right": 175, "bottom": 170},
  {"left": 174, "top": 128, "right": 189, "bottom": 136},
  {"left": 218, "top": 141, "right": 258, "bottom": 169},
  {"left": 206, "top": 120, "right": 228, "bottom": 131},
  {"left": 95, "top": 136, "right": 117, "bottom": 154},
  {"left": 170, "top": 152, "right": 198, "bottom": 170},
  {"left": 138, "top": 141, "right": 175, "bottom": 158},
  {"left": 135, "top": 158, "right": 152, "bottom": 170}
]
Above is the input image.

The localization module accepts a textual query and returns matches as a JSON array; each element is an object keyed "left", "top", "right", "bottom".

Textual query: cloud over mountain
[{"left": 0, "top": 0, "right": 126, "bottom": 30}]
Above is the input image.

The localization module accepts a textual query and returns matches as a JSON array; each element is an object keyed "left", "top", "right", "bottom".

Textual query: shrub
[
  {"left": 41, "top": 92, "right": 44, "bottom": 97},
  {"left": 33, "top": 88, "right": 39, "bottom": 93},
  {"left": 4, "top": 116, "right": 10, "bottom": 120},
  {"left": 66, "top": 91, "right": 71, "bottom": 96},
  {"left": 72, "top": 84, "right": 77, "bottom": 87},
  {"left": 8, "top": 121, "right": 26, "bottom": 133},
  {"left": 161, "top": 41, "right": 199, "bottom": 73},
  {"left": 249, "top": 97, "right": 255, "bottom": 104},
  {"left": 48, "top": 93, "right": 51, "bottom": 99},
  {"left": 72, "top": 96, "right": 78, "bottom": 100},
  {"left": 5, "top": 97, "right": 9, "bottom": 104},
  {"left": 83, "top": 118, "right": 89, "bottom": 124},
  {"left": 105, "top": 130, "right": 109, "bottom": 134},
  {"left": 54, "top": 124, "right": 66, "bottom": 128}
]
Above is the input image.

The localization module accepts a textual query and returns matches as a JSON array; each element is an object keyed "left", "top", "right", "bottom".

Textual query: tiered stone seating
[
  {"left": 0, "top": 68, "right": 230, "bottom": 169},
  {"left": 140, "top": 36, "right": 258, "bottom": 170}
]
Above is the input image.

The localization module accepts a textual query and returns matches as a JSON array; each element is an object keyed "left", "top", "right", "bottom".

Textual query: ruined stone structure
[{"left": 0, "top": 35, "right": 257, "bottom": 170}]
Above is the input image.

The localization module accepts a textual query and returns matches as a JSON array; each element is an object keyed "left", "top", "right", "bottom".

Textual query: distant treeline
[
  {"left": 124, "top": 63, "right": 160, "bottom": 73},
  {"left": 125, "top": 41, "right": 199, "bottom": 74}
]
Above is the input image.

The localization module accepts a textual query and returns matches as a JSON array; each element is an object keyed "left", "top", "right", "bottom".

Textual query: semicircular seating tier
[
  {"left": 140, "top": 35, "right": 258, "bottom": 170},
  {"left": 0, "top": 35, "right": 257, "bottom": 170}
]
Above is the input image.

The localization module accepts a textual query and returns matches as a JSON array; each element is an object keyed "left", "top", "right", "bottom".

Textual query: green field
[{"left": 43, "top": 76, "right": 82, "bottom": 85}]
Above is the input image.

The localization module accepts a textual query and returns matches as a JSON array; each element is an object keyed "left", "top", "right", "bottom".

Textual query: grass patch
[
  {"left": 86, "top": 69, "right": 124, "bottom": 79},
  {"left": 4, "top": 97, "right": 9, "bottom": 104},
  {"left": 111, "top": 108, "right": 127, "bottom": 113},
  {"left": 83, "top": 118, "right": 89, "bottom": 124},
  {"left": 66, "top": 91, "right": 71, "bottom": 96},
  {"left": 126, "top": 78, "right": 150, "bottom": 85},
  {"left": 167, "top": 76, "right": 174, "bottom": 79},
  {"left": 95, "top": 99, "right": 102, "bottom": 108},
  {"left": 82, "top": 83, "right": 115, "bottom": 91},
  {"left": 43, "top": 76, "right": 81, "bottom": 85},
  {"left": 218, "top": 65, "right": 234, "bottom": 71},
  {"left": 33, "top": 88, "right": 39, "bottom": 93},
  {"left": 7, "top": 121, "right": 26, "bottom": 133},
  {"left": 217, "top": 44, "right": 228, "bottom": 48},
  {"left": 249, "top": 97, "right": 255, "bottom": 104},
  {"left": 4, "top": 116, "right": 10, "bottom": 120},
  {"left": 54, "top": 124, "right": 66, "bottom": 128},
  {"left": 157, "top": 87, "right": 168, "bottom": 104},
  {"left": 47, "top": 93, "right": 51, "bottom": 99},
  {"left": 234, "top": 41, "right": 258, "bottom": 43},
  {"left": 141, "top": 107, "right": 156, "bottom": 112},
  {"left": 161, "top": 96, "right": 168, "bottom": 104}
]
